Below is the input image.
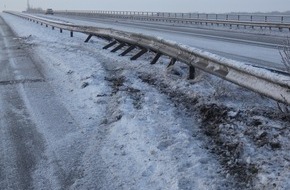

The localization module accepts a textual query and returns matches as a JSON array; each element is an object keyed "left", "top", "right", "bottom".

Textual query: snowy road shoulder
[{"left": 1, "top": 12, "right": 290, "bottom": 189}]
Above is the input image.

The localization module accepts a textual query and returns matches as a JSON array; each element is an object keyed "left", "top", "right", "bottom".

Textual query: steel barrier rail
[
  {"left": 54, "top": 10, "right": 290, "bottom": 31},
  {"left": 5, "top": 11, "right": 290, "bottom": 105},
  {"left": 55, "top": 10, "right": 290, "bottom": 23}
]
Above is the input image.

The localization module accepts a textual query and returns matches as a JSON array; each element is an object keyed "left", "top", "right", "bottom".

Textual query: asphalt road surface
[
  {"left": 0, "top": 16, "right": 80, "bottom": 190},
  {"left": 49, "top": 14, "right": 288, "bottom": 70}
]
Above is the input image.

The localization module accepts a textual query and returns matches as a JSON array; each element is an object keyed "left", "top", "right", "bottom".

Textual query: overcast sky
[{"left": 1, "top": 0, "right": 290, "bottom": 13}]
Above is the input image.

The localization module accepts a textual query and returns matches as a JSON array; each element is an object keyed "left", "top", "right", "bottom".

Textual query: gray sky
[{"left": 1, "top": 0, "right": 290, "bottom": 13}]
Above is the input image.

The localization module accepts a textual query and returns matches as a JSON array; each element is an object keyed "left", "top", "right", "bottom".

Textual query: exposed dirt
[
  {"left": 199, "top": 104, "right": 258, "bottom": 187},
  {"left": 138, "top": 73, "right": 290, "bottom": 189}
]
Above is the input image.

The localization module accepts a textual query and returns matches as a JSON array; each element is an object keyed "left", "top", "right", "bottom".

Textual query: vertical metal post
[
  {"left": 150, "top": 53, "right": 162, "bottom": 65},
  {"left": 188, "top": 66, "right": 195, "bottom": 79},
  {"left": 281, "top": 16, "right": 284, "bottom": 23},
  {"left": 70, "top": 31, "right": 73, "bottom": 37},
  {"left": 265, "top": 16, "right": 267, "bottom": 22}
]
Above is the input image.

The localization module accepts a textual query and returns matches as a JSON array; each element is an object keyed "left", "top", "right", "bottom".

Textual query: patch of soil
[
  {"left": 199, "top": 104, "right": 259, "bottom": 187},
  {"left": 139, "top": 74, "right": 199, "bottom": 111},
  {"left": 126, "top": 87, "right": 144, "bottom": 110},
  {"left": 105, "top": 76, "right": 144, "bottom": 109},
  {"left": 139, "top": 73, "right": 259, "bottom": 187},
  {"left": 104, "top": 76, "right": 125, "bottom": 94}
]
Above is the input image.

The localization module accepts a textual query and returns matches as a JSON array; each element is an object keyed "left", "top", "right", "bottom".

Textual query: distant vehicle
[{"left": 45, "top": 9, "right": 54, "bottom": 15}]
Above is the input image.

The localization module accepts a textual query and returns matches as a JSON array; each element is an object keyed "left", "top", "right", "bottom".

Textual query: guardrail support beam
[
  {"left": 84, "top": 34, "right": 93, "bottom": 42},
  {"left": 131, "top": 48, "right": 147, "bottom": 60},
  {"left": 150, "top": 52, "right": 162, "bottom": 65},
  {"left": 111, "top": 42, "right": 126, "bottom": 52},
  {"left": 167, "top": 58, "right": 177, "bottom": 67},
  {"left": 119, "top": 45, "right": 136, "bottom": 56},
  {"left": 188, "top": 66, "right": 195, "bottom": 79},
  {"left": 103, "top": 40, "right": 117, "bottom": 49},
  {"left": 98, "top": 36, "right": 112, "bottom": 41}
]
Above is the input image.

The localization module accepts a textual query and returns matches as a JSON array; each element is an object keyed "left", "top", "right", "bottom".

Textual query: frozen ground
[{"left": 1, "top": 12, "right": 290, "bottom": 189}]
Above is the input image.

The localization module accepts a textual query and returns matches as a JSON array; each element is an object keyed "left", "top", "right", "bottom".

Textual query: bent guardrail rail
[
  {"left": 53, "top": 10, "right": 290, "bottom": 31},
  {"left": 5, "top": 11, "right": 290, "bottom": 105}
]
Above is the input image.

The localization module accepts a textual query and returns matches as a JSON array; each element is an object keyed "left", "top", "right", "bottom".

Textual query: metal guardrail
[
  {"left": 5, "top": 11, "right": 290, "bottom": 105},
  {"left": 54, "top": 10, "right": 290, "bottom": 31},
  {"left": 55, "top": 10, "right": 290, "bottom": 23}
]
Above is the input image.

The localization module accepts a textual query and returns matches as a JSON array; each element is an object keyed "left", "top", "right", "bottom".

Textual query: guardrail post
[
  {"left": 111, "top": 43, "right": 126, "bottom": 52},
  {"left": 150, "top": 53, "right": 162, "bottom": 65},
  {"left": 70, "top": 31, "right": 73, "bottom": 37},
  {"left": 265, "top": 16, "right": 267, "bottom": 22},
  {"left": 188, "top": 66, "right": 195, "bottom": 79},
  {"left": 60, "top": 28, "right": 63, "bottom": 33},
  {"left": 226, "top": 15, "right": 228, "bottom": 20},
  {"left": 103, "top": 41, "right": 117, "bottom": 49},
  {"left": 131, "top": 48, "right": 147, "bottom": 60},
  {"left": 84, "top": 34, "right": 93, "bottom": 42},
  {"left": 281, "top": 16, "right": 284, "bottom": 23},
  {"left": 119, "top": 45, "right": 136, "bottom": 56},
  {"left": 168, "top": 58, "right": 177, "bottom": 67},
  {"left": 250, "top": 15, "right": 253, "bottom": 22}
]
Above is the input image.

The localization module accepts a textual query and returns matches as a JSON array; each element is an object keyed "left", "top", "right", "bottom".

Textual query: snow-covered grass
[{"left": 1, "top": 12, "right": 290, "bottom": 189}]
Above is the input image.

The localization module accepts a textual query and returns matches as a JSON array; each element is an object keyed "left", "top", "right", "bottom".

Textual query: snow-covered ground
[{"left": 1, "top": 12, "right": 290, "bottom": 189}]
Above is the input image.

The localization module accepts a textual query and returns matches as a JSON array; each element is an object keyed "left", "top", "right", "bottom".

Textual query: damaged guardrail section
[{"left": 5, "top": 11, "right": 290, "bottom": 105}]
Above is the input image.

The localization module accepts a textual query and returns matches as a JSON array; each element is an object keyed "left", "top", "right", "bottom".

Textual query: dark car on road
[{"left": 45, "top": 9, "right": 54, "bottom": 15}]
